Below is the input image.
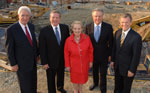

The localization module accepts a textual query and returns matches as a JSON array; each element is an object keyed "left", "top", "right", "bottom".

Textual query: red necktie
[{"left": 25, "top": 26, "right": 33, "bottom": 46}]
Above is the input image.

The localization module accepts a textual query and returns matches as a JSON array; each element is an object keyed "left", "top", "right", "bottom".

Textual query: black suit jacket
[
  {"left": 111, "top": 29, "right": 142, "bottom": 76},
  {"left": 39, "top": 24, "right": 69, "bottom": 68},
  {"left": 5, "top": 22, "right": 38, "bottom": 71},
  {"left": 85, "top": 22, "right": 113, "bottom": 62}
]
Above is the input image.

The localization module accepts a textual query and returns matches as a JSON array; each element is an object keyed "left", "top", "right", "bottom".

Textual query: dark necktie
[
  {"left": 25, "top": 26, "right": 33, "bottom": 46},
  {"left": 94, "top": 26, "right": 100, "bottom": 42},
  {"left": 55, "top": 27, "right": 60, "bottom": 45}
]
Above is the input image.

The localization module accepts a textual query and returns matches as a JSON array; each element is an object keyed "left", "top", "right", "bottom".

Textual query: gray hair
[
  {"left": 18, "top": 6, "right": 32, "bottom": 16},
  {"left": 92, "top": 8, "right": 104, "bottom": 15}
]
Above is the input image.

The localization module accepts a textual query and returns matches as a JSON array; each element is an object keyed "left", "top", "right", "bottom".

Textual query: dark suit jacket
[
  {"left": 39, "top": 24, "right": 69, "bottom": 68},
  {"left": 111, "top": 29, "right": 142, "bottom": 76},
  {"left": 5, "top": 22, "right": 38, "bottom": 71},
  {"left": 85, "top": 22, "right": 113, "bottom": 62}
]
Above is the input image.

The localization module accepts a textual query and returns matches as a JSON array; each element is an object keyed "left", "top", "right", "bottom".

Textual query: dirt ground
[{"left": 0, "top": 2, "right": 150, "bottom": 93}]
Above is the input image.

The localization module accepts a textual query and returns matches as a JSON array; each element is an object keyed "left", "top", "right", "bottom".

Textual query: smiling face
[
  {"left": 92, "top": 11, "right": 103, "bottom": 25},
  {"left": 72, "top": 24, "right": 82, "bottom": 37},
  {"left": 18, "top": 10, "right": 31, "bottom": 25},
  {"left": 50, "top": 12, "right": 61, "bottom": 26},
  {"left": 120, "top": 17, "right": 132, "bottom": 31}
]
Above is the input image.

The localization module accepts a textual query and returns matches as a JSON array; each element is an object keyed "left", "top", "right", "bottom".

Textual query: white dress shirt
[
  {"left": 94, "top": 23, "right": 102, "bottom": 33},
  {"left": 19, "top": 21, "right": 32, "bottom": 40},
  {"left": 52, "top": 24, "right": 61, "bottom": 40},
  {"left": 122, "top": 28, "right": 131, "bottom": 39}
]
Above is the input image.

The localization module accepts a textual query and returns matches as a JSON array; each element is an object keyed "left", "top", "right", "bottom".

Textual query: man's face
[
  {"left": 120, "top": 17, "right": 132, "bottom": 31},
  {"left": 18, "top": 10, "right": 31, "bottom": 25},
  {"left": 92, "top": 11, "right": 103, "bottom": 25},
  {"left": 50, "top": 13, "right": 61, "bottom": 26}
]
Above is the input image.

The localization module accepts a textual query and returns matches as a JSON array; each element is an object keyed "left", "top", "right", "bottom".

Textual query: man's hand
[
  {"left": 36, "top": 56, "right": 40, "bottom": 64},
  {"left": 66, "top": 67, "right": 70, "bottom": 72},
  {"left": 110, "top": 62, "right": 114, "bottom": 69},
  {"left": 11, "top": 65, "right": 18, "bottom": 72},
  {"left": 43, "top": 64, "right": 49, "bottom": 70},
  {"left": 108, "top": 56, "right": 111, "bottom": 62},
  {"left": 128, "top": 70, "right": 134, "bottom": 77},
  {"left": 89, "top": 62, "right": 93, "bottom": 68}
]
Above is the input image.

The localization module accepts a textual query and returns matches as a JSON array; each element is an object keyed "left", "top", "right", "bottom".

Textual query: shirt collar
[
  {"left": 94, "top": 23, "right": 102, "bottom": 28},
  {"left": 19, "top": 21, "right": 28, "bottom": 27},
  {"left": 122, "top": 28, "right": 131, "bottom": 35},
  {"left": 51, "top": 24, "right": 60, "bottom": 30}
]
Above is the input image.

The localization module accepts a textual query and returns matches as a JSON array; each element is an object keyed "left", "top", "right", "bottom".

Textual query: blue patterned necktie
[
  {"left": 55, "top": 27, "right": 60, "bottom": 45},
  {"left": 94, "top": 26, "right": 100, "bottom": 42}
]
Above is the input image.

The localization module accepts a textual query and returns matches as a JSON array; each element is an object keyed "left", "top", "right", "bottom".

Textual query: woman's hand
[
  {"left": 66, "top": 67, "right": 71, "bottom": 72},
  {"left": 89, "top": 62, "right": 93, "bottom": 68}
]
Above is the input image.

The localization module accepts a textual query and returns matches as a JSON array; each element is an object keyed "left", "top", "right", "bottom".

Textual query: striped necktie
[
  {"left": 25, "top": 26, "right": 33, "bottom": 46},
  {"left": 120, "top": 32, "right": 125, "bottom": 47}
]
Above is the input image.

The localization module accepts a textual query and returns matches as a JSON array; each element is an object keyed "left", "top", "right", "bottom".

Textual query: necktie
[
  {"left": 25, "top": 26, "right": 33, "bottom": 46},
  {"left": 94, "top": 26, "right": 100, "bottom": 42},
  {"left": 55, "top": 27, "right": 60, "bottom": 45},
  {"left": 120, "top": 32, "right": 125, "bottom": 47}
]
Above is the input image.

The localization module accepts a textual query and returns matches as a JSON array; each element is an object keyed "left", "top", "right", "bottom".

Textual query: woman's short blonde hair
[{"left": 71, "top": 21, "right": 83, "bottom": 33}]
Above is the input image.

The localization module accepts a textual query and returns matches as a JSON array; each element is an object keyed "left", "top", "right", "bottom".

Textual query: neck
[{"left": 75, "top": 35, "right": 80, "bottom": 38}]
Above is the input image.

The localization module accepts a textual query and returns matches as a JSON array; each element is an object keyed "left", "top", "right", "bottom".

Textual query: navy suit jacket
[
  {"left": 86, "top": 22, "right": 113, "bottom": 62},
  {"left": 111, "top": 29, "right": 142, "bottom": 76},
  {"left": 5, "top": 22, "right": 38, "bottom": 71},
  {"left": 39, "top": 24, "right": 69, "bottom": 69}
]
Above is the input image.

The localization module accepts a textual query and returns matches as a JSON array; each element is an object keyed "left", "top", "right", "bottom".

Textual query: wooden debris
[
  {"left": 125, "top": 1, "right": 132, "bottom": 5},
  {"left": 0, "top": 59, "right": 11, "bottom": 71},
  {"left": 145, "top": 2, "right": 150, "bottom": 6},
  {"left": 99, "top": 1, "right": 105, "bottom": 5},
  {"left": 144, "top": 55, "right": 150, "bottom": 73}
]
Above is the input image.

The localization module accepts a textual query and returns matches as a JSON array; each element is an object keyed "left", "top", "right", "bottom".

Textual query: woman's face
[{"left": 72, "top": 24, "right": 82, "bottom": 37}]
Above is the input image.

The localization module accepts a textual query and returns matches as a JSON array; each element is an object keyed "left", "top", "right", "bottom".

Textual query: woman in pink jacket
[{"left": 64, "top": 21, "right": 93, "bottom": 93}]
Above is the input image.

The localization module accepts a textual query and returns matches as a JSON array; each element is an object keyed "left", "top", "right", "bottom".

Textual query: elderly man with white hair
[{"left": 5, "top": 6, "right": 39, "bottom": 93}]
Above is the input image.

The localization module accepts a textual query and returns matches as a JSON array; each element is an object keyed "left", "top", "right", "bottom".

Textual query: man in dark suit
[
  {"left": 111, "top": 13, "right": 142, "bottom": 93},
  {"left": 39, "top": 10, "right": 69, "bottom": 93},
  {"left": 5, "top": 6, "right": 38, "bottom": 93},
  {"left": 85, "top": 8, "right": 113, "bottom": 93}
]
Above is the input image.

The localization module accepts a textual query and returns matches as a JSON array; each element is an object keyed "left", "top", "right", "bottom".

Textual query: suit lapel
[
  {"left": 90, "top": 23, "right": 94, "bottom": 39},
  {"left": 49, "top": 25, "right": 60, "bottom": 46},
  {"left": 17, "top": 22, "right": 32, "bottom": 47},
  {"left": 98, "top": 22, "right": 104, "bottom": 43},
  {"left": 17, "top": 22, "right": 26, "bottom": 37},
  {"left": 116, "top": 30, "right": 122, "bottom": 49},
  {"left": 28, "top": 23, "right": 36, "bottom": 47},
  {"left": 121, "top": 29, "right": 132, "bottom": 47},
  {"left": 59, "top": 24, "right": 64, "bottom": 45},
  {"left": 91, "top": 23, "right": 94, "bottom": 34}
]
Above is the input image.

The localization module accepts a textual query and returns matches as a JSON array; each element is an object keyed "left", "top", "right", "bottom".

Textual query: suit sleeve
[
  {"left": 108, "top": 25, "right": 114, "bottom": 56},
  {"left": 66, "top": 25, "right": 70, "bottom": 37},
  {"left": 85, "top": 25, "right": 88, "bottom": 34},
  {"left": 111, "top": 31, "right": 117, "bottom": 62},
  {"left": 39, "top": 29, "right": 48, "bottom": 65},
  {"left": 5, "top": 28, "right": 17, "bottom": 66},
  {"left": 64, "top": 38, "right": 71, "bottom": 67},
  {"left": 87, "top": 36, "right": 93, "bottom": 62},
  {"left": 129, "top": 35, "right": 142, "bottom": 73}
]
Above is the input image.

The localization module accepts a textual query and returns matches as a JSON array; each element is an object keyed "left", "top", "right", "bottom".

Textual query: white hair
[{"left": 18, "top": 6, "right": 32, "bottom": 16}]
